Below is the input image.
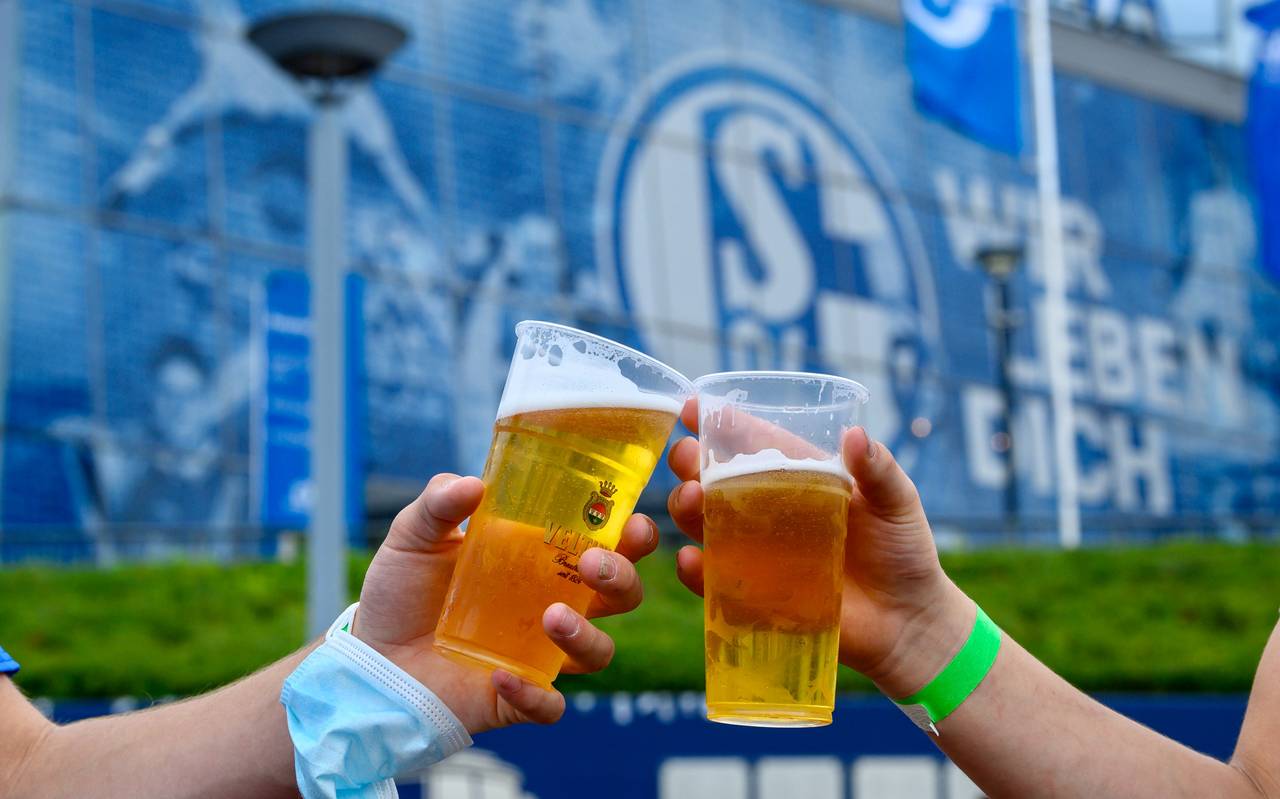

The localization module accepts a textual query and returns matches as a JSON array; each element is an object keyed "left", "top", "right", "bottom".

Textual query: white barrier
[
  {"left": 758, "top": 757, "right": 843, "bottom": 799},
  {"left": 659, "top": 758, "right": 750, "bottom": 799},
  {"left": 657, "top": 755, "right": 987, "bottom": 799}
]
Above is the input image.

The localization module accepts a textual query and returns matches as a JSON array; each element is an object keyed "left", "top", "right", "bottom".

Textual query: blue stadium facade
[{"left": 0, "top": 0, "right": 1277, "bottom": 560}]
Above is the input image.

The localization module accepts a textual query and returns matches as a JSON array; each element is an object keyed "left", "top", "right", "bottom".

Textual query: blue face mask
[{"left": 281, "top": 606, "right": 472, "bottom": 799}]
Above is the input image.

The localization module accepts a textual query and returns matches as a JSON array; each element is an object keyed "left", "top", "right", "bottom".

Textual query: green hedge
[{"left": 2, "top": 542, "right": 1276, "bottom": 699}]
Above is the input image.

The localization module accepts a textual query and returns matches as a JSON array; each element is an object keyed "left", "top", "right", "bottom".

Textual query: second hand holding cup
[
  {"left": 696, "top": 370, "right": 868, "bottom": 727},
  {"left": 435, "top": 321, "right": 693, "bottom": 688}
]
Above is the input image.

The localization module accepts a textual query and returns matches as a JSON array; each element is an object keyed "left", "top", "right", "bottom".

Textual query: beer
[
  {"left": 702, "top": 462, "right": 851, "bottom": 726},
  {"left": 695, "top": 370, "right": 866, "bottom": 728},
  {"left": 434, "top": 321, "right": 691, "bottom": 688}
]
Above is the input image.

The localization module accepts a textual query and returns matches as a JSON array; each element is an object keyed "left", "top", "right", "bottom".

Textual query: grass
[
  {"left": 945, "top": 542, "right": 1280, "bottom": 693},
  {"left": 2, "top": 542, "right": 1277, "bottom": 699}
]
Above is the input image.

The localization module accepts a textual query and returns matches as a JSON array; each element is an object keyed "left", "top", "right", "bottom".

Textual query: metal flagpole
[{"left": 1026, "top": 0, "right": 1082, "bottom": 549}]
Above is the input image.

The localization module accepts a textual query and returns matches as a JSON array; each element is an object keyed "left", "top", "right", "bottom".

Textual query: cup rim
[
  {"left": 514, "top": 320, "right": 695, "bottom": 395},
  {"left": 693, "top": 370, "right": 870, "bottom": 405}
]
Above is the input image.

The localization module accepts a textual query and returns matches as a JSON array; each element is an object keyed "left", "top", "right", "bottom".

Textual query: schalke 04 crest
[{"left": 595, "top": 54, "right": 944, "bottom": 468}]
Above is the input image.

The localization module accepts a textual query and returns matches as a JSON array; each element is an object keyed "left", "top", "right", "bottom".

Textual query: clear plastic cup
[
  {"left": 695, "top": 370, "right": 869, "bottom": 727},
  {"left": 435, "top": 321, "right": 693, "bottom": 687}
]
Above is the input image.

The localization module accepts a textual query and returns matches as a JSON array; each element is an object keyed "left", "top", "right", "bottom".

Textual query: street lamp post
[
  {"left": 976, "top": 243, "right": 1024, "bottom": 538},
  {"left": 247, "top": 11, "right": 406, "bottom": 637}
]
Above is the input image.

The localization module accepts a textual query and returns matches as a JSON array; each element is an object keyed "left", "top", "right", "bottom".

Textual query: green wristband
[{"left": 892, "top": 605, "right": 1001, "bottom": 734}]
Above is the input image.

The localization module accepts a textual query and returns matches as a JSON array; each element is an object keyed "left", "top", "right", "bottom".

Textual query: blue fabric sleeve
[{"left": 0, "top": 645, "right": 19, "bottom": 675}]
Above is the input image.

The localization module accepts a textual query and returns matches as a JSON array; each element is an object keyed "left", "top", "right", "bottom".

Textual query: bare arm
[
  {"left": 0, "top": 473, "right": 660, "bottom": 798},
  {"left": 1, "top": 647, "right": 310, "bottom": 799},
  {"left": 667, "top": 407, "right": 1280, "bottom": 799},
  {"left": 873, "top": 583, "right": 1279, "bottom": 799},
  {"left": 1235, "top": 623, "right": 1280, "bottom": 796}
]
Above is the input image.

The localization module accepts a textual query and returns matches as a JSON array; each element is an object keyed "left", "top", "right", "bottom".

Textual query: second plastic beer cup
[
  {"left": 696, "top": 371, "right": 868, "bottom": 727},
  {"left": 435, "top": 321, "right": 693, "bottom": 687}
]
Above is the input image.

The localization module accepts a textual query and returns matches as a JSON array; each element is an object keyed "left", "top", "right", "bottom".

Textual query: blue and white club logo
[
  {"left": 596, "top": 55, "right": 943, "bottom": 463},
  {"left": 902, "top": 0, "right": 996, "bottom": 48}
]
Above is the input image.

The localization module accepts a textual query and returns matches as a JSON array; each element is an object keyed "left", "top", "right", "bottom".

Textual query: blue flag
[
  {"left": 1247, "top": 1, "right": 1280, "bottom": 284},
  {"left": 903, "top": 0, "right": 1022, "bottom": 154}
]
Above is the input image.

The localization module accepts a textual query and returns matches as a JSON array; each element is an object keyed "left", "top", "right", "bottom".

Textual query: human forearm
[
  {"left": 874, "top": 585, "right": 1266, "bottom": 799},
  {"left": 11, "top": 645, "right": 314, "bottom": 799},
  {"left": 937, "top": 636, "right": 1260, "bottom": 798},
  {"left": 1230, "top": 622, "right": 1280, "bottom": 798}
]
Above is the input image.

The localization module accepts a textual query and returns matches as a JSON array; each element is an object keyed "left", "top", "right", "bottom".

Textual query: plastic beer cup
[
  {"left": 435, "top": 321, "right": 693, "bottom": 687},
  {"left": 695, "top": 370, "right": 869, "bottom": 727}
]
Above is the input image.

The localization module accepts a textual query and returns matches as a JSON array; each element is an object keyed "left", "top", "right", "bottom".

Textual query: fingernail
[
  {"left": 863, "top": 427, "right": 877, "bottom": 460},
  {"left": 553, "top": 605, "right": 581, "bottom": 638},
  {"left": 597, "top": 552, "right": 617, "bottom": 582},
  {"left": 646, "top": 517, "right": 659, "bottom": 548}
]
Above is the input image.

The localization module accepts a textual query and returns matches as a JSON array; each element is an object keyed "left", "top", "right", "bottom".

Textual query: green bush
[{"left": 2, "top": 542, "right": 1276, "bottom": 699}]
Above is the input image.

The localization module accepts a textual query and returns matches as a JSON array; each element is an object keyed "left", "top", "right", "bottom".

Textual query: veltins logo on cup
[
  {"left": 901, "top": 0, "right": 996, "bottom": 49},
  {"left": 595, "top": 54, "right": 943, "bottom": 467},
  {"left": 583, "top": 481, "right": 617, "bottom": 530}
]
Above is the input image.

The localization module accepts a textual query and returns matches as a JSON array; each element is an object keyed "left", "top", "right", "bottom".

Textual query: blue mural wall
[{"left": 1, "top": 0, "right": 1277, "bottom": 560}]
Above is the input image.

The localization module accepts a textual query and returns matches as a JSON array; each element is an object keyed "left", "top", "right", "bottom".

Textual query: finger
[
  {"left": 388, "top": 473, "right": 485, "bottom": 550},
  {"left": 698, "top": 404, "right": 825, "bottom": 461},
  {"left": 843, "top": 427, "right": 922, "bottom": 519},
  {"left": 580, "top": 549, "right": 643, "bottom": 618},
  {"left": 544, "top": 603, "right": 616, "bottom": 674},
  {"left": 680, "top": 396, "right": 699, "bottom": 434},
  {"left": 614, "top": 513, "right": 659, "bottom": 564},
  {"left": 667, "top": 479, "right": 705, "bottom": 543},
  {"left": 667, "top": 436, "right": 701, "bottom": 482},
  {"left": 675, "top": 545, "right": 705, "bottom": 597},
  {"left": 492, "top": 670, "right": 565, "bottom": 725}
]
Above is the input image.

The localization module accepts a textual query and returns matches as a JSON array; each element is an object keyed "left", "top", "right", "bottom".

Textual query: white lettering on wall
[
  {"left": 715, "top": 116, "right": 814, "bottom": 322},
  {"left": 1184, "top": 328, "right": 1245, "bottom": 426},
  {"left": 961, "top": 384, "right": 1174, "bottom": 515},
  {"left": 1109, "top": 417, "right": 1171, "bottom": 514},
  {"left": 1135, "top": 318, "right": 1181, "bottom": 413},
  {"left": 933, "top": 168, "right": 1109, "bottom": 300},
  {"left": 963, "top": 386, "right": 1008, "bottom": 489},
  {"left": 930, "top": 168, "right": 1257, "bottom": 515},
  {"left": 1088, "top": 307, "right": 1137, "bottom": 404},
  {"left": 1074, "top": 405, "right": 1111, "bottom": 506}
]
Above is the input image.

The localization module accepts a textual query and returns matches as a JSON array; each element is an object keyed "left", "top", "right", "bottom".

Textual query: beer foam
[
  {"left": 701, "top": 448, "right": 851, "bottom": 487},
  {"left": 497, "top": 390, "right": 683, "bottom": 418},
  {"left": 495, "top": 322, "right": 691, "bottom": 420}
]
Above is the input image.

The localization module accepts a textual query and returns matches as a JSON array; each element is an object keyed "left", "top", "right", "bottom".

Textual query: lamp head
[
  {"left": 247, "top": 11, "right": 407, "bottom": 92},
  {"left": 975, "top": 243, "right": 1025, "bottom": 281}
]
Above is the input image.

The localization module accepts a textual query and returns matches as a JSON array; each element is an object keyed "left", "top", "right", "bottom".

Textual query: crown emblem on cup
[{"left": 583, "top": 481, "right": 617, "bottom": 530}]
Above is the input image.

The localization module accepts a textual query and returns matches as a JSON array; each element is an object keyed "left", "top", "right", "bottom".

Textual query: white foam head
[
  {"left": 495, "top": 321, "right": 692, "bottom": 420},
  {"left": 701, "top": 448, "right": 852, "bottom": 488},
  {"left": 499, "top": 390, "right": 683, "bottom": 417}
]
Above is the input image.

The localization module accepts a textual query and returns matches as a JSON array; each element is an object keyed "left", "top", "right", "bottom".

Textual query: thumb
[
  {"left": 843, "top": 427, "right": 922, "bottom": 520},
  {"left": 388, "top": 473, "right": 485, "bottom": 551}
]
